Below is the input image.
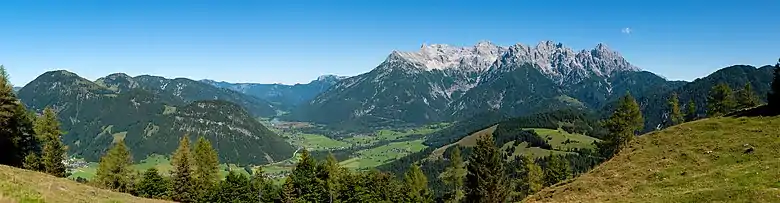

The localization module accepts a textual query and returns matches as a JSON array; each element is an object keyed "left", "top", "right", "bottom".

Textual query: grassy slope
[
  {"left": 0, "top": 165, "right": 168, "bottom": 203},
  {"left": 430, "top": 125, "right": 498, "bottom": 159},
  {"left": 430, "top": 126, "right": 599, "bottom": 159},
  {"left": 525, "top": 116, "right": 780, "bottom": 203}
]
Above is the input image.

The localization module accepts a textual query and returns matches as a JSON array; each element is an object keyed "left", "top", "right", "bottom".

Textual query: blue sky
[{"left": 1, "top": 0, "right": 778, "bottom": 86}]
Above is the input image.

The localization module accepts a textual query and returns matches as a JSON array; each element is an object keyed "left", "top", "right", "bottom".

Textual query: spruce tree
[
  {"left": 441, "top": 147, "right": 466, "bottom": 203},
  {"left": 0, "top": 67, "right": 38, "bottom": 167},
  {"left": 668, "top": 92, "right": 684, "bottom": 126},
  {"left": 94, "top": 141, "right": 134, "bottom": 192},
  {"left": 135, "top": 168, "right": 169, "bottom": 199},
  {"left": 35, "top": 107, "right": 67, "bottom": 177},
  {"left": 686, "top": 99, "right": 697, "bottom": 122},
  {"left": 209, "top": 171, "right": 254, "bottom": 202},
  {"left": 404, "top": 164, "right": 432, "bottom": 202},
  {"left": 193, "top": 136, "right": 219, "bottom": 201},
  {"left": 769, "top": 59, "right": 780, "bottom": 111},
  {"left": 736, "top": 82, "right": 760, "bottom": 109},
  {"left": 465, "top": 134, "right": 509, "bottom": 203},
  {"left": 289, "top": 148, "right": 324, "bottom": 202},
  {"left": 170, "top": 135, "right": 196, "bottom": 203},
  {"left": 318, "top": 153, "right": 343, "bottom": 203},
  {"left": 707, "top": 83, "right": 736, "bottom": 116},
  {"left": 523, "top": 155, "right": 544, "bottom": 197},
  {"left": 600, "top": 93, "right": 644, "bottom": 157},
  {"left": 251, "top": 167, "right": 278, "bottom": 203},
  {"left": 543, "top": 154, "right": 571, "bottom": 186},
  {"left": 280, "top": 177, "right": 297, "bottom": 203}
]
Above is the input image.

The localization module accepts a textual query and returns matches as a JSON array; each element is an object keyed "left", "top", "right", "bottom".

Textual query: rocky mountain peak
[{"left": 389, "top": 41, "right": 507, "bottom": 72}]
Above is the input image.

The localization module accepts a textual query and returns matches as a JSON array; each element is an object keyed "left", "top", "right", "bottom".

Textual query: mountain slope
[
  {"left": 17, "top": 70, "right": 294, "bottom": 165},
  {"left": 637, "top": 65, "right": 774, "bottom": 132},
  {"left": 525, "top": 116, "right": 780, "bottom": 203},
  {"left": 293, "top": 41, "right": 675, "bottom": 128},
  {"left": 12, "top": 86, "right": 21, "bottom": 93},
  {"left": 96, "top": 73, "right": 278, "bottom": 117},
  {"left": 201, "top": 74, "right": 344, "bottom": 110},
  {"left": 0, "top": 165, "right": 168, "bottom": 203}
]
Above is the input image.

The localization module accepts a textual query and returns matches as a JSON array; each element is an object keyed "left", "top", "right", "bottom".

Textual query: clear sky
[{"left": 1, "top": 0, "right": 778, "bottom": 87}]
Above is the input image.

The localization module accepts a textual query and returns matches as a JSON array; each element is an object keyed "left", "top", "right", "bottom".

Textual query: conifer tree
[
  {"left": 735, "top": 82, "right": 760, "bottom": 109},
  {"left": 668, "top": 92, "right": 684, "bottom": 126},
  {"left": 404, "top": 164, "right": 432, "bottom": 203},
  {"left": 707, "top": 83, "right": 736, "bottom": 116},
  {"left": 543, "top": 154, "right": 571, "bottom": 186},
  {"left": 281, "top": 177, "right": 297, "bottom": 203},
  {"left": 94, "top": 141, "right": 134, "bottom": 192},
  {"left": 686, "top": 99, "right": 697, "bottom": 122},
  {"left": 35, "top": 107, "right": 67, "bottom": 177},
  {"left": 769, "top": 59, "right": 780, "bottom": 111},
  {"left": 599, "top": 93, "right": 644, "bottom": 157},
  {"left": 289, "top": 149, "right": 324, "bottom": 202},
  {"left": 465, "top": 134, "right": 509, "bottom": 203},
  {"left": 0, "top": 67, "right": 38, "bottom": 167},
  {"left": 251, "top": 167, "right": 278, "bottom": 203},
  {"left": 192, "top": 136, "right": 219, "bottom": 200},
  {"left": 135, "top": 168, "right": 169, "bottom": 199},
  {"left": 209, "top": 171, "right": 254, "bottom": 202},
  {"left": 170, "top": 135, "right": 196, "bottom": 203},
  {"left": 441, "top": 147, "right": 466, "bottom": 203},
  {"left": 523, "top": 155, "right": 544, "bottom": 196},
  {"left": 318, "top": 153, "right": 343, "bottom": 203}
]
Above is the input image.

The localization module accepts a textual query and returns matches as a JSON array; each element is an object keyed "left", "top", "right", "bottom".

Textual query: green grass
[
  {"left": 529, "top": 128, "right": 600, "bottom": 150},
  {"left": 500, "top": 141, "right": 572, "bottom": 159},
  {"left": 70, "top": 154, "right": 253, "bottom": 180},
  {"left": 296, "top": 133, "right": 351, "bottom": 151},
  {"left": 526, "top": 116, "right": 780, "bottom": 203},
  {"left": 344, "top": 123, "right": 450, "bottom": 146},
  {"left": 0, "top": 165, "right": 169, "bottom": 203},
  {"left": 341, "top": 139, "right": 428, "bottom": 169},
  {"left": 132, "top": 154, "right": 172, "bottom": 175},
  {"left": 430, "top": 125, "right": 498, "bottom": 159}
]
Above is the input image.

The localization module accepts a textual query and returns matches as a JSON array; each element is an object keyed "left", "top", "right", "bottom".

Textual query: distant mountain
[
  {"left": 291, "top": 41, "right": 676, "bottom": 128},
  {"left": 96, "top": 73, "right": 278, "bottom": 117},
  {"left": 201, "top": 75, "right": 345, "bottom": 110},
  {"left": 17, "top": 70, "right": 294, "bottom": 165},
  {"left": 637, "top": 64, "right": 775, "bottom": 132},
  {"left": 12, "top": 86, "right": 21, "bottom": 93}
]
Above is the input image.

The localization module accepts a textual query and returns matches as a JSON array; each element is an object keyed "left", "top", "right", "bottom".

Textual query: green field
[
  {"left": 526, "top": 116, "right": 780, "bottom": 203},
  {"left": 295, "top": 133, "right": 351, "bottom": 150},
  {"left": 69, "top": 154, "right": 252, "bottom": 180},
  {"left": 344, "top": 123, "right": 449, "bottom": 146},
  {"left": 340, "top": 139, "right": 428, "bottom": 169},
  {"left": 500, "top": 141, "right": 572, "bottom": 159},
  {"left": 529, "top": 128, "right": 600, "bottom": 150}
]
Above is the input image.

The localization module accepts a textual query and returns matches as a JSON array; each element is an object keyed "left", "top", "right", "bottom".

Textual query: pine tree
[
  {"left": 686, "top": 99, "right": 697, "bottom": 122},
  {"left": 35, "top": 107, "right": 67, "bottom": 177},
  {"left": 318, "top": 153, "right": 343, "bottom": 203},
  {"left": 251, "top": 167, "right": 278, "bottom": 203},
  {"left": 288, "top": 148, "right": 325, "bottom": 202},
  {"left": 599, "top": 93, "right": 644, "bottom": 157},
  {"left": 135, "top": 168, "right": 169, "bottom": 199},
  {"left": 209, "top": 171, "right": 254, "bottom": 203},
  {"left": 707, "top": 83, "right": 736, "bottom": 116},
  {"left": 735, "top": 82, "right": 760, "bottom": 109},
  {"left": 524, "top": 156, "right": 544, "bottom": 196},
  {"left": 192, "top": 136, "right": 219, "bottom": 201},
  {"left": 465, "top": 134, "right": 509, "bottom": 203},
  {"left": 768, "top": 59, "right": 780, "bottom": 111},
  {"left": 441, "top": 147, "right": 466, "bottom": 203},
  {"left": 280, "top": 177, "right": 297, "bottom": 203},
  {"left": 170, "top": 135, "right": 196, "bottom": 203},
  {"left": 404, "top": 164, "right": 432, "bottom": 202},
  {"left": 668, "top": 92, "right": 684, "bottom": 126},
  {"left": 543, "top": 154, "right": 571, "bottom": 186},
  {"left": 94, "top": 141, "right": 134, "bottom": 192},
  {"left": 0, "top": 67, "right": 39, "bottom": 167}
]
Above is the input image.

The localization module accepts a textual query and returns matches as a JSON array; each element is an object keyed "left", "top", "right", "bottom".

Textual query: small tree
[
  {"left": 465, "top": 134, "right": 509, "bottom": 202},
  {"left": 736, "top": 82, "right": 760, "bottom": 109},
  {"left": 208, "top": 171, "right": 254, "bottom": 202},
  {"left": 35, "top": 107, "right": 67, "bottom": 177},
  {"left": 768, "top": 59, "right": 780, "bottom": 111},
  {"left": 193, "top": 136, "right": 219, "bottom": 201},
  {"left": 318, "top": 153, "right": 343, "bottom": 203},
  {"left": 94, "top": 141, "right": 134, "bottom": 192},
  {"left": 170, "top": 136, "right": 196, "bottom": 203},
  {"left": 135, "top": 168, "right": 169, "bottom": 199},
  {"left": 599, "top": 93, "right": 644, "bottom": 157},
  {"left": 685, "top": 99, "right": 697, "bottom": 122},
  {"left": 668, "top": 92, "right": 684, "bottom": 126},
  {"left": 543, "top": 154, "right": 571, "bottom": 186},
  {"left": 440, "top": 147, "right": 466, "bottom": 203},
  {"left": 707, "top": 83, "right": 736, "bottom": 116},
  {"left": 289, "top": 149, "right": 325, "bottom": 202},
  {"left": 403, "top": 164, "right": 432, "bottom": 202}
]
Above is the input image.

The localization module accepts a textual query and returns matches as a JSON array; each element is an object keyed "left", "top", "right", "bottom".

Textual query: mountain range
[
  {"left": 201, "top": 74, "right": 345, "bottom": 110},
  {"left": 17, "top": 70, "right": 294, "bottom": 165},
  {"left": 288, "top": 41, "right": 684, "bottom": 129}
]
